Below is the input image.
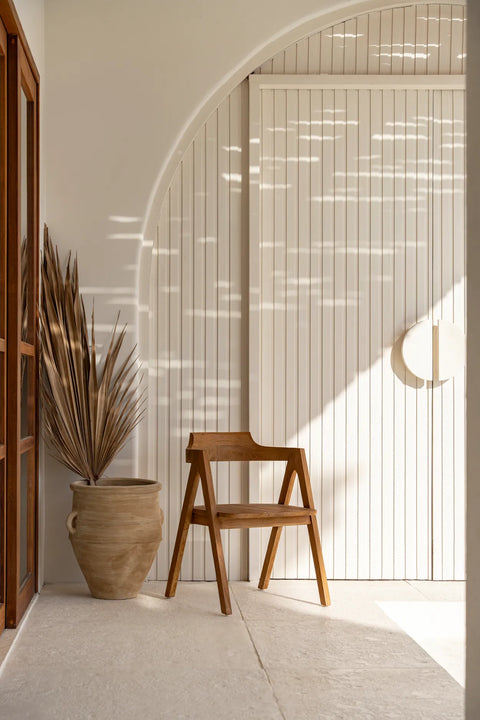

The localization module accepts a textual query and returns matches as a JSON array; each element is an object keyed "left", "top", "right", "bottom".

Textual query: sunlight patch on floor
[{"left": 377, "top": 601, "right": 465, "bottom": 686}]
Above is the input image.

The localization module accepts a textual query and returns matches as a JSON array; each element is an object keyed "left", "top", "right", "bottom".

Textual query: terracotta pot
[{"left": 66, "top": 478, "right": 163, "bottom": 600}]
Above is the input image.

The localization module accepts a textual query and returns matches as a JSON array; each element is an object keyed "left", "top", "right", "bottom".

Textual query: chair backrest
[{"left": 186, "top": 432, "right": 294, "bottom": 463}]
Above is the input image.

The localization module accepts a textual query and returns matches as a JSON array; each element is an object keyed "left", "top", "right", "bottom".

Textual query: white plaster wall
[{"left": 14, "top": 0, "right": 46, "bottom": 589}]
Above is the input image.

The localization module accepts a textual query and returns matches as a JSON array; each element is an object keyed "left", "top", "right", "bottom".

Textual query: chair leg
[
  {"left": 165, "top": 465, "right": 200, "bottom": 598},
  {"left": 206, "top": 519, "right": 232, "bottom": 615},
  {"left": 259, "top": 457, "right": 296, "bottom": 590},
  {"left": 307, "top": 515, "right": 331, "bottom": 607},
  {"left": 296, "top": 448, "right": 330, "bottom": 607},
  {"left": 199, "top": 452, "right": 232, "bottom": 615},
  {"left": 259, "top": 526, "right": 283, "bottom": 590}
]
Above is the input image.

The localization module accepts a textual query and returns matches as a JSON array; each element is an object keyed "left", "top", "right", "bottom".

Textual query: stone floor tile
[{"left": 267, "top": 666, "right": 464, "bottom": 720}]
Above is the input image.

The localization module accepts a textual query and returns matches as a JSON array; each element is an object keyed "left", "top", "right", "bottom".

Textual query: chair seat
[{"left": 192, "top": 503, "right": 315, "bottom": 529}]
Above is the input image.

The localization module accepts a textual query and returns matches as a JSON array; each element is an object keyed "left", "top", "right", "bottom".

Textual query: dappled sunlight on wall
[
  {"left": 146, "top": 4, "right": 466, "bottom": 582},
  {"left": 250, "top": 78, "right": 465, "bottom": 582}
]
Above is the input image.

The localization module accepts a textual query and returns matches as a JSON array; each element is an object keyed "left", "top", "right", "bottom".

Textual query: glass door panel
[
  {"left": 6, "top": 38, "right": 38, "bottom": 628},
  {"left": 21, "top": 354, "right": 34, "bottom": 438}
]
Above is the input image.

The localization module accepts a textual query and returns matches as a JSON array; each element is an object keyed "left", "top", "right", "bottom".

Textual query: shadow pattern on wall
[{"left": 148, "top": 3, "right": 466, "bottom": 582}]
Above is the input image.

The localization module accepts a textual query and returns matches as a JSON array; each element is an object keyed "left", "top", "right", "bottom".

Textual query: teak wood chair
[{"left": 165, "top": 432, "right": 331, "bottom": 615}]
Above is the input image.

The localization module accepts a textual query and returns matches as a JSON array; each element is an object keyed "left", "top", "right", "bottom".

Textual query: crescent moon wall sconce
[{"left": 401, "top": 319, "right": 466, "bottom": 383}]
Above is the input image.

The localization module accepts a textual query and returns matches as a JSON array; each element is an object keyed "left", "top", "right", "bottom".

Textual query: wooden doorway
[
  {"left": 0, "top": 0, "right": 40, "bottom": 633},
  {"left": 0, "top": 16, "right": 7, "bottom": 634}
]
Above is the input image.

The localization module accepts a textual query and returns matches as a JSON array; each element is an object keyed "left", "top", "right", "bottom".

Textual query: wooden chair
[{"left": 165, "top": 432, "right": 330, "bottom": 615}]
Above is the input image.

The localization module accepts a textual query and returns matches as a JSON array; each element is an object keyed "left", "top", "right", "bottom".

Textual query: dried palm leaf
[{"left": 40, "top": 225, "right": 144, "bottom": 485}]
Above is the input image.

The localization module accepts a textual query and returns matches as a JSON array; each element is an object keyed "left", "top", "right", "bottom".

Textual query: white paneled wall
[
  {"left": 152, "top": 86, "right": 247, "bottom": 581},
  {"left": 431, "top": 88, "right": 466, "bottom": 579},
  {"left": 249, "top": 78, "right": 465, "bottom": 580},
  {"left": 256, "top": 4, "right": 466, "bottom": 76},
  {"left": 150, "top": 4, "right": 466, "bottom": 581}
]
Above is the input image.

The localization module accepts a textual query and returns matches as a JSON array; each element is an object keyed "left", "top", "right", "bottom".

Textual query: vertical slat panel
[
  {"left": 403, "top": 6, "right": 416, "bottom": 76},
  {"left": 381, "top": 89, "right": 395, "bottom": 578},
  {"left": 284, "top": 45, "right": 297, "bottom": 74},
  {"left": 427, "top": 5, "right": 441, "bottom": 75},
  {"left": 321, "top": 87, "right": 335, "bottom": 577},
  {"left": 258, "top": 58, "right": 274, "bottom": 75},
  {"left": 369, "top": 88, "right": 383, "bottom": 579},
  {"left": 344, "top": 18, "right": 357, "bottom": 74},
  {"left": 320, "top": 26, "right": 333, "bottom": 74},
  {"left": 450, "top": 5, "right": 464, "bottom": 75},
  {"left": 379, "top": 10, "right": 393, "bottom": 74},
  {"left": 283, "top": 88, "right": 299, "bottom": 578},
  {"left": 333, "top": 89, "right": 347, "bottom": 579},
  {"left": 228, "top": 84, "right": 245, "bottom": 579},
  {"left": 355, "top": 14, "right": 369, "bottom": 75},
  {"left": 193, "top": 129, "right": 206, "bottom": 580},
  {"left": 391, "top": 8, "right": 405, "bottom": 75},
  {"left": 272, "top": 47, "right": 285, "bottom": 74},
  {"left": 345, "top": 88, "right": 359, "bottom": 578},
  {"left": 357, "top": 89, "right": 371, "bottom": 579},
  {"left": 308, "top": 33, "right": 321, "bottom": 74},
  {"left": 216, "top": 97, "right": 231, "bottom": 577},
  {"left": 296, "top": 38, "right": 309, "bottom": 74},
  {"left": 155, "top": 198, "right": 168, "bottom": 579},
  {"left": 148, "top": 226, "right": 159, "bottom": 575},
  {"left": 248, "top": 78, "right": 262, "bottom": 577},
  {"left": 415, "top": 6, "right": 428, "bottom": 75},
  {"left": 439, "top": 5, "right": 452, "bottom": 74},
  {"left": 416, "top": 90, "right": 432, "bottom": 580},
  {"left": 452, "top": 89, "right": 465, "bottom": 580},
  {"left": 431, "top": 89, "right": 443, "bottom": 580},
  {"left": 166, "top": 175, "right": 182, "bottom": 582},
  {"left": 204, "top": 111, "right": 218, "bottom": 581},
  {"left": 273, "top": 88, "right": 287, "bottom": 576},
  {"left": 332, "top": 24, "right": 345, "bottom": 74},
  {"left": 368, "top": 12, "right": 381, "bottom": 74},
  {"left": 180, "top": 145, "right": 194, "bottom": 580},
  {"left": 298, "top": 89, "right": 311, "bottom": 577},
  {"left": 404, "top": 90, "right": 419, "bottom": 578},
  {"left": 310, "top": 89, "right": 323, "bottom": 575},
  {"left": 260, "top": 89, "right": 275, "bottom": 575},
  {"left": 440, "top": 89, "right": 455, "bottom": 580},
  {"left": 393, "top": 90, "right": 406, "bottom": 579}
]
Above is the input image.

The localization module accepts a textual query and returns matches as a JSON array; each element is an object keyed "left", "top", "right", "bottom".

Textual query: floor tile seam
[
  {"left": 251, "top": 663, "right": 449, "bottom": 673},
  {"left": 230, "top": 585, "right": 287, "bottom": 720},
  {"left": 405, "top": 580, "right": 448, "bottom": 601}
]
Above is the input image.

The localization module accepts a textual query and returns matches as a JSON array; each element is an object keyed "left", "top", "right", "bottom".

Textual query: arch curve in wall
[{"left": 139, "top": 1, "right": 466, "bottom": 582}]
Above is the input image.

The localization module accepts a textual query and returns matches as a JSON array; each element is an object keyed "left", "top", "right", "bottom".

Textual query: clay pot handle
[{"left": 66, "top": 510, "right": 78, "bottom": 535}]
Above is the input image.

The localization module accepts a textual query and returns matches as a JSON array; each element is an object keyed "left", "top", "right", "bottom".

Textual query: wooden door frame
[
  {"left": 3, "top": 12, "right": 39, "bottom": 628},
  {"left": 0, "top": 15, "right": 7, "bottom": 633}
]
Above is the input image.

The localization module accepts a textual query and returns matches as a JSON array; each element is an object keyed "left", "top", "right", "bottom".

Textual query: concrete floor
[{"left": 0, "top": 580, "right": 465, "bottom": 720}]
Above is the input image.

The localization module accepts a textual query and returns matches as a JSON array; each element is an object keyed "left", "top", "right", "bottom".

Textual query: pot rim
[{"left": 70, "top": 478, "right": 161, "bottom": 493}]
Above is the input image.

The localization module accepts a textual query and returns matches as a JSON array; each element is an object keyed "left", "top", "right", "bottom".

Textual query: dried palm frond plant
[{"left": 40, "top": 226, "right": 144, "bottom": 485}]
